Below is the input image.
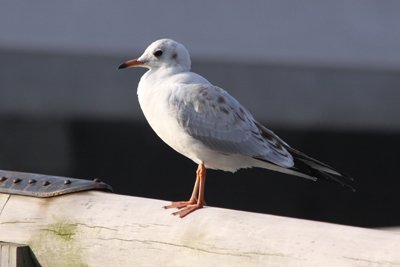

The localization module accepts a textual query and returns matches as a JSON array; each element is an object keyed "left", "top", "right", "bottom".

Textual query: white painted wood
[
  {"left": 0, "top": 194, "right": 10, "bottom": 216},
  {"left": 0, "top": 191, "right": 399, "bottom": 267},
  {"left": 378, "top": 227, "right": 400, "bottom": 233}
]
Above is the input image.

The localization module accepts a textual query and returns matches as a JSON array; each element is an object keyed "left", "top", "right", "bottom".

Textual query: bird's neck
[
  {"left": 141, "top": 66, "right": 187, "bottom": 87},
  {"left": 152, "top": 64, "right": 188, "bottom": 77}
]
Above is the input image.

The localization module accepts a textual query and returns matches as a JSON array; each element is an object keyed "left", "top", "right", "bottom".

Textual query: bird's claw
[{"left": 171, "top": 204, "right": 203, "bottom": 218}]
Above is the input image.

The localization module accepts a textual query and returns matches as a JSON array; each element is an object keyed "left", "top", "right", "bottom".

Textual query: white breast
[{"left": 137, "top": 70, "right": 211, "bottom": 165}]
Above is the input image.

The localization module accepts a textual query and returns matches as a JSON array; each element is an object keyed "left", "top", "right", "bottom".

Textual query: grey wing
[{"left": 172, "top": 84, "right": 294, "bottom": 168}]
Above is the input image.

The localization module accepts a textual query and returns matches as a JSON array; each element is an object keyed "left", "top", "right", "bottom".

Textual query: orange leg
[{"left": 164, "top": 163, "right": 206, "bottom": 218}]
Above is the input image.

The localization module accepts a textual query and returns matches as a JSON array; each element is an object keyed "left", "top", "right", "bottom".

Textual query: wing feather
[{"left": 171, "top": 84, "right": 294, "bottom": 168}]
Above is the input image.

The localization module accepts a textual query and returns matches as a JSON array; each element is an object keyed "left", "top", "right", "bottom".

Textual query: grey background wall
[
  {"left": 1, "top": 1, "right": 399, "bottom": 227},
  {"left": 2, "top": 1, "right": 400, "bottom": 130}
]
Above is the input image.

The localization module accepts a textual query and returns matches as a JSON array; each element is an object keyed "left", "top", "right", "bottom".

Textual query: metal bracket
[{"left": 0, "top": 170, "right": 113, "bottom": 197}]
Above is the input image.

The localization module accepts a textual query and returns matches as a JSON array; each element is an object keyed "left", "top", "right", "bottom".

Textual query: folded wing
[{"left": 172, "top": 84, "right": 294, "bottom": 168}]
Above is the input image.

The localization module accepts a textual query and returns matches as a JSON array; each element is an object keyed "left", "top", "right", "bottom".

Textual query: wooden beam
[{"left": 0, "top": 191, "right": 399, "bottom": 267}]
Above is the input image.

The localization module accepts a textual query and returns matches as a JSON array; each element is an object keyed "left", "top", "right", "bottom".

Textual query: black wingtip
[
  {"left": 340, "top": 172, "right": 354, "bottom": 181},
  {"left": 343, "top": 183, "right": 356, "bottom": 192},
  {"left": 294, "top": 161, "right": 355, "bottom": 192},
  {"left": 324, "top": 173, "right": 355, "bottom": 192}
]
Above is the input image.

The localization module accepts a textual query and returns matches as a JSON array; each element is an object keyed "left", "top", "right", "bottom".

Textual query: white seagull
[{"left": 118, "top": 39, "right": 353, "bottom": 218}]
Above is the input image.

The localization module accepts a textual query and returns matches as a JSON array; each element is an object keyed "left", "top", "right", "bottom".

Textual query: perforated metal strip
[{"left": 0, "top": 170, "right": 113, "bottom": 197}]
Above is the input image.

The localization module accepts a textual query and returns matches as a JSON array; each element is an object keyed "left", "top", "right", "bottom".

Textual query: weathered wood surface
[{"left": 0, "top": 191, "right": 399, "bottom": 267}]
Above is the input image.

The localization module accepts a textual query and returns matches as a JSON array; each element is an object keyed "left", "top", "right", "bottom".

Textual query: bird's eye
[{"left": 154, "top": 50, "right": 163, "bottom": 57}]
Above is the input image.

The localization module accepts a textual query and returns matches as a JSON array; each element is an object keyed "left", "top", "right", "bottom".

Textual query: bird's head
[{"left": 118, "top": 39, "right": 191, "bottom": 72}]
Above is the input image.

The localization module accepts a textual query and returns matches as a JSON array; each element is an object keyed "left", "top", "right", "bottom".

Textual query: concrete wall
[{"left": 2, "top": 1, "right": 400, "bottom": 69}]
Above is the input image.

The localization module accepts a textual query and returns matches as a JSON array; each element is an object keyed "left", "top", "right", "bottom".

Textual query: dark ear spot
[{"left": 172, "top": 53, "right": 178, "bottom": 59}]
